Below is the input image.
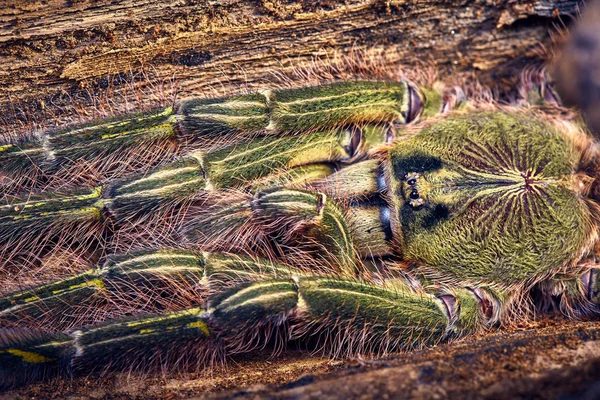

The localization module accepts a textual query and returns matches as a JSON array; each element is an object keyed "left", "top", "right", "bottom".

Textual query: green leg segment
[
  {"left": 1, "top": 270, "right": 488, "bottom": 388},
  {"left": 0, "top": 250, "right": 297, "bottom": 330},
  {"left": 0, "top": 107, "right": 179, "bottom": 194},
  {"left": 2, "top": 81, "right": 439, "bottom": 194},
  {"left": 256, "top": 189, "right": 357, "bottom": 274},
  {"left": 1, "top": 308, "right": 211, "bottom": 388},
  {"left": 309, "top": 158, "right": 382, "bottom": 200},
  {"left": 0, "top": 329, "right": 74, "bottom": 388},
  {"left": 184, "top": 188, "right": 358, "bottom": 275}
]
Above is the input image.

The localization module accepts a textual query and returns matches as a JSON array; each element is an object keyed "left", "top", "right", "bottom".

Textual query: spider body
[{"left": 0, "top": 78, "right": 599, "bottom": 388}]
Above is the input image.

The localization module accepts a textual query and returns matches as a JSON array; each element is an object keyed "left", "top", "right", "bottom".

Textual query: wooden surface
[
  {"left": 205, "top": 320, "right": 600, "bottom": 400},
  {"left": 0, "top": 0, "right": 582, "bottom": 135}
]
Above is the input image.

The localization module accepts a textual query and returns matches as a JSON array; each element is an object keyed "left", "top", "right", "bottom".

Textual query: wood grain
[{"left": 0, "top": 0, "right": 582, "bottom": 134}]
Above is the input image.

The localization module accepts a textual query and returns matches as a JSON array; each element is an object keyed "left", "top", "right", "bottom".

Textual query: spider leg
[
  {"left": 0, "top": 124, "right": 384, "bottom": 266},
  {"left": 0, "top": 271, "right": 487, "bottom": 388},
  {"left": 0, "top": 250, "right": 298, "bottom": 330},
  {"left": 0, "top": 107, "right": 179, "bottom": 195},
  {"left": 533, "top": 262, "right": 600, "bottom": 318},
  {"left": 184, "top": 188, "right": 359, "bottom": 276},
  {"left": 1, "top": 81, "right": 435, "bottom": 195},
  {"left": 105, "top": 126, "right": 365, "bottom": 219}
]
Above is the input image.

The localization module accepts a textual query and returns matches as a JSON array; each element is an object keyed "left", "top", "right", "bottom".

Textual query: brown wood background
[{"left": 0, "top": 0, "right": 582, "bottom": 135}]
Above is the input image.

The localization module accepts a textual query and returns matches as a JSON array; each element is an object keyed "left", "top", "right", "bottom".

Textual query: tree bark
[
  {"left": 0, "top": 0, "right": 582, "bottom": 134},
  {"left": 205, "top": 321, "right": 600, "bottom": 400}
]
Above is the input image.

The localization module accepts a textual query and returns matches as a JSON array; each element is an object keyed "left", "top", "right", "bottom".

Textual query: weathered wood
[
  {"left": 205, "top": 321, "right": 600, "bottom": 400},
  {"left": 0, "top": 0, "right": 582, "bottom": 135}
]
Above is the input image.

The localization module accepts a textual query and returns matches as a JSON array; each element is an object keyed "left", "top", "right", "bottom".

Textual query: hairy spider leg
[
  {"left": 0, "top": 269, "right": 486, "bottom": 389},
  {"left": 0, "top": 81, "right": 437, "bottom": 194}
]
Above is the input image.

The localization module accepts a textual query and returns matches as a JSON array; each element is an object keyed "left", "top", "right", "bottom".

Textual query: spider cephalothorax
[{"left": 0, "top": 76, "right": 599, "bottom": 388}]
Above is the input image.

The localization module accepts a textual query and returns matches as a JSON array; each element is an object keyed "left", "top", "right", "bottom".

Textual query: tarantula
[{"left": 0, "top": 72, "right": 599, "bottom": 389}]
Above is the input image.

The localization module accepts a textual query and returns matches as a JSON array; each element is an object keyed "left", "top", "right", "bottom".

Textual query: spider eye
[
  {"left": 409, "top": 189, "right": 420, "bottom": 200},
  {"left": 407, "top": 178, "right": 417, "bottom": 186},
  {"left": 404, "top": 83, "right": 424, "bottom": 123}
]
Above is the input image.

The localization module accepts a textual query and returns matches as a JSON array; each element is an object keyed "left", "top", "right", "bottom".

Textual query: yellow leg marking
[
  {"left": 51, "top": 278, "right": 105, "bottom": 295},
  {"left": 2, "top": 349, "right": 53, "bottom": 363},
  {"left": 186, "top": 321, "right": 211, "bottom": 336}
]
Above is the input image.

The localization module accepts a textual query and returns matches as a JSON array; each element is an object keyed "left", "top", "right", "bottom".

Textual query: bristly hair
[
  {"left": 0, "top": 68, "right": 181, "bottom": 197},
  {"left": 0, "top": 328, "right": 74, "bottom": 389},
  {"left": 1, "top": 41, "right": 599, "bottom": 393},
  {"left": 1, "top": 48, "right": 493, "bottom": 199}
]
